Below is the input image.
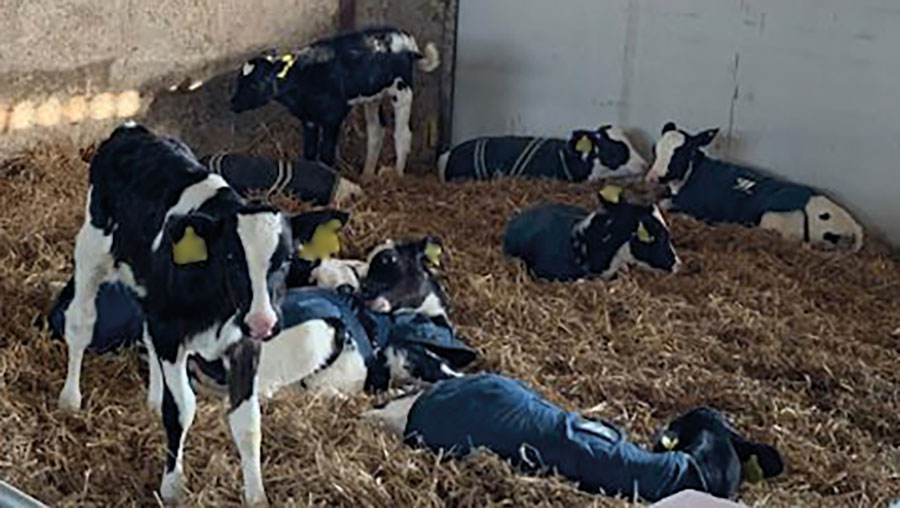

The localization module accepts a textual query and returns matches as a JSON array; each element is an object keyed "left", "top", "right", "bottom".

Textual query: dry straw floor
[{"left": 1, "top": 142, "right": 899, "bottom": 507}]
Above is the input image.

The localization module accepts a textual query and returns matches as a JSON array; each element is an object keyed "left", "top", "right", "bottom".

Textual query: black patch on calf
[
  {"left": 595, "top": 127, "right": 629, "bottom": 171},
  {"left": 226, "top": 338, "right": 262, "bottom": 408},
  {"left": 161, "top": 385, "right": 182, "bottom": 472},
  {"left": 823, "top": 232, "right": 841, "bottom": 245}
]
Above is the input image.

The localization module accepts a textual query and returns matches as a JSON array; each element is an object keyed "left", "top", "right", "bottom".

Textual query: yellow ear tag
[
  {"left": 575, "top": 135, "right": 593, "bottom": 155},
  {"left": 743, "top": 454, "right": 765, "bottom": 483},
  {"left": 277, "top": 54, "right": 297, "bottom": 79},
  {"left": 172, "top": 226, "right": 208, "bottom": 265},
  {"left": 660, "top": 434, "right": 678, "bottom": 450},
  {"left": 299, "top": 220, "right": 342, "bottom": 262},
  {"left": 424, "top": 242, "right": 443, "bottom": 268},
  {"left": 637, "top": 221, "right": 653, "bottom": 243},
  {"left": 599, "top": 184, "right": 623, "bottom": 204}
]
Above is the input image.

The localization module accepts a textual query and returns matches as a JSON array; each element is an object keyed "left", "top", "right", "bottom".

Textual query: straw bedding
[{"left": 0, "top": 139, "right": 899, "bottom": 508}]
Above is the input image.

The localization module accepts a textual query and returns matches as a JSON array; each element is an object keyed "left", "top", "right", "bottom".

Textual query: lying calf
[
  {"left": 231, "top": 27, "right": 440, "bottom": 177},
  {"left": 653, "top": 407, "right": 784, "bottom": 498},
  {"left": 365, "top": 374, "right": 783, "bottom": 502},
  {"left": 202, "top": 152, "right": 363, "bottom": 207},
  {"left": 646, "top": 122, "right": 863, "bottom": 251},
  {"left": 503, "top": 185, "right": 681, "bottom": 281},
  {"left": 439, "top": 125, "right": 647, "bottom": 182}
]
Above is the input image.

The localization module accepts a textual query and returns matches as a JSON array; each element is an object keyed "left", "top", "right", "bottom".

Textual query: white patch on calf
[
  {"left": 242, "top": 63, "right": 255, "bottom": 76},
  {"left": 385, "top": 347, "right": 412, "bottom": 385},
  {"left": 332, "top": 178, "right": 364, "bottom": 205},
  {"left": 646, "top": 131, "right": 686, "bottom": 184},
  {"left": 805, "top": 195, "right": 864, "bottom": 252},
  {"left": 59, "top": 186, "right": 115, "bottom": 410},
  {"left": 159, "top": 351, "right": 197, "bottom": 505},
  {"left": 227, "top": 381, "right": 266, "bottom": 506},
  {"left": 366, "top": 240, "right": 396, "bottom": 265},
  {"left": 600, "top": 242, "right": 634, "bottom": 280},
  {"left": 408, "top": 292, "right": 447, "bottom": 319},
  {"left": 599, "top": 127, "right": 648, "bottom": 178},
  {"left": 301, "top": 340, "right": 368, "bottom": 396},
  {"left": 651, "top": 204, "right": 669, "bottom": 228},
  {"left": 255, "top": 320, "right": 337, "bottom": 398},
  {"left": 362, "top": 392, "right": 423, "bottom": 436},
  {"left": 759, "top": 210, "right": 806, "bottom": 242},
  {"left": 151, "top": 174, "right": 229, "bottom": 251},
  {"left": 437, "top": 151, "right": 450, "bottom": 181},
  {"left": 389, "top": 32, "right": 417, "bottom": 53},
  {"left": 237, "top": 212, "right": 283, "bottom": 338},
  {"left": 361, "top": 101, "right": 385, "bottom": 177},
  {"left": 310, "top": 258, "right": 368, "bottom": 291}
]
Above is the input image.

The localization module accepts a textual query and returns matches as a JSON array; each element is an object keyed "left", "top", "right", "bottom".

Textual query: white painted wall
[{"left": 454, "top": 0, "right": 900, "bottom": 245}]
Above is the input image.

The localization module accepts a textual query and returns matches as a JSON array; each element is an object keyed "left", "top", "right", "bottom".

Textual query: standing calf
[
  {"left": 231, "top": 27, "right": 440, "bottom": 178},
  {"left": 647, "top": 122, "right": 863, "bottom": 251},
  {"left": 59, "top": 123, "right": 292, "bottom": 506}
]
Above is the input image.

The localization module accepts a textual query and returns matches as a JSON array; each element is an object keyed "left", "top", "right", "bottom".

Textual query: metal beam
[{"left": 0, "top": 480, "right": 48, "bottom": 508}]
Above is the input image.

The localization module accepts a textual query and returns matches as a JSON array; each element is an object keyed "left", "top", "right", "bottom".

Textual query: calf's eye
[{"left": 819, "top": 212, "right": 831, "bottom": 221}]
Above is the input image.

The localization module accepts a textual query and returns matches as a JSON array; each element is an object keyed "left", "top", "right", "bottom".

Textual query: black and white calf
[
  {"left": 188, "top": 237, "right": 476, "bottom": 398},
  {"left": 231, "top": 27, "right": 440, "bottom": 177},
  {"left": 202, "top": 152, "right": 363, "bottom": 206},
  {"left": 503, "top": 186, "right": 681, "bottom": 281},
  {"left": 59, "top": 123, "right": 292, "bottom": 506},
  {"left": 646, "top": 122, "right": 864, "bottom": 251},
  {"left": 438, "top": 126, "right": 647, "bottom": 183}
]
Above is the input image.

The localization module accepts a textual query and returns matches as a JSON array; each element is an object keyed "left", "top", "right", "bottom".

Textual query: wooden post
[{"left": 338, "top": 0, "right": 356, "bottom": 31}]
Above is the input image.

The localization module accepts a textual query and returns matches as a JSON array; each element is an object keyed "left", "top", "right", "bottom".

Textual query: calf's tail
[{"left": 417, "top": 42, "right": 441, "bottom": 73}]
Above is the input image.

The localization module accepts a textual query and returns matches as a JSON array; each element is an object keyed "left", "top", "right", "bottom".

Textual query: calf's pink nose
[{"left": 245, "top": 311, "right": 277, "bottom": 339}]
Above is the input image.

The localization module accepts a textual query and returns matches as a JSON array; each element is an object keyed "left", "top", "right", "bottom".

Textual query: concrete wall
[
  {"left": 454, "top": 0, "right": 900, "bottom": 245},
  {"left": 0, "top": 0, "right": 339, "bottom": 157}
]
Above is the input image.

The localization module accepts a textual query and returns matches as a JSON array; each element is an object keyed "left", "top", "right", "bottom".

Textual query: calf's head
[
  {"left": 231, "top": 53, "right": 295, "bottom": 113},
  {"left": 653, "top": 407, "right": 784, "bottom": 497},
  {"left": 574, "top": 186, "right": 681, "bottom": 278},
  {"left": 360, "top": 237, "right": 448, "bottom": 316},
  {"left": 567, "top": 125, "right": 648, "bottom": 180},
  {"left": 646, "top": 122, "right": 719, "bottom": 185},
  {"left": 165, "top": 205, "right": 293, "bottom": 341}
]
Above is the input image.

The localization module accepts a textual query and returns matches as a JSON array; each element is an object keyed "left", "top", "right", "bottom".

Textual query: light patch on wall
[
  {"left": 64, "top": 95, "right": 89, "bottom": 124},
  {"left": 1, "top": 90, "right": 142, "bottom": 133},
  {"left": 9, "top": 101, "right": 36, "bottom": 130},
  {"left": 90, "top": 93, "right": 116, "bottom": 120},
  {"left": 116, "top": 91, "right": 141, "bottom": 118},
  {"left": 36, "top": 97, "right": 62, "bottom": 127}
]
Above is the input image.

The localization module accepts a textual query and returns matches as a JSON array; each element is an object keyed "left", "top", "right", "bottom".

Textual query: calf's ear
[
  {"left": 568, "top": 129, "right": 596, "bottom": 159},
  {"left": 662, "top": 121, "right": 678, "bottom": 134},
  {"left": 291, "top": 209, "right": 350, "bottom": 261},
  {"left": 597, "top": 184, "right": 625, "bottom": 209},
  {"left": 732, "top": 440, "right": 784, "bottom": 480},
  {"left": 693, "top": 128, "right": 720, "bottom": 147},
  {"left": 420, "top": 236, "right": 445, "bottom": 269},
  {"left": 169, "top": 213, "right": 218, "bottom": 266}
]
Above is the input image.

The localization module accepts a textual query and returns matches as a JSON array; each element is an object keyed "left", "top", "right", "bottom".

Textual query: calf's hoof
[
  {"left": 244, "top": 495, "right": 270, "bottom": 508},
  {"left": 57, "top": 388, "right": 82, "bottom": 412},
  {"left": 160, "top": 470, "right": 185, "bottom": 506}
]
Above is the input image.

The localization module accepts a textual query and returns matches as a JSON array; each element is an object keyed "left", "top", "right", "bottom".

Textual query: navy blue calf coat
[
  {"left": 671, "top": 155, "right": 815, "bottom": 227},
  {"left": 405, "top": 374, "right": 706, "bottom": 502},
  {"left": 443, "top": 137, "right": 592, "bottom": 182},
  {"left": 503, "top": 203, "right": 590, "bottom": 281}
]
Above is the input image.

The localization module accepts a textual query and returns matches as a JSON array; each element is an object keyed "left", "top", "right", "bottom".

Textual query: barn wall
[
  {"left": 454, "top": 0, "right": 900, "bottom": 245},
  {"left": 0, "top": 0, "right": 339, "bottom": 157}
]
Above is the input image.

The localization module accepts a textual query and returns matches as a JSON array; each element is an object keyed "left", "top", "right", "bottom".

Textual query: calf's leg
[
  {"left": 59, "top": 191, "right": 114, "bottom": 411},
  {"left": 144, "top": 328, "right": 163, "bottom": 414},
  {"left": 390, "top": 84, "right": 413, "bottom": 176},
  {"left": 158, "top": 347, "right": 196, "bottom": 505},
  {"left": 319, "top": 121, "right": 343, "bottom": 169},
  {"left": 362, "top": 101, "right": 385, "bottom": 178},
  {"left": 226, "top": 338, "right": 268, "bottom": 507}
]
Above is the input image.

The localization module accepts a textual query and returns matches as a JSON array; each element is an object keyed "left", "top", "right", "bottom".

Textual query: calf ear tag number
[{"left": 172, "top": 226, "right": 208, "bottom": 265}]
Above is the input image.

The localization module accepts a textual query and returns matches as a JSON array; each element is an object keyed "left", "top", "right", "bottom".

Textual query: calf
[
  {"left": 188, "top": 237, "right": 476, "bottom": 397},
  {"left": 646, "top": 122, "right": 864, "bottom": 251},
  {"left": 503, "top": 185, "right": 681, "bottom": 281},
  {"left": 231, "top": 27, "right": 440, "bottom": 177},
  {"left": 202, "top": 152, "right": 363, "bottom": 207},
  {"left": 365, "top": 375, "right": 782, "bottom": 502},
  {"left": 653, "top": 407, "right": 784, "bottom": 498},
  {"left": 438, "top": 126, "right": 647, "bottom": 183},
  {"left": 59, "top": 123, "right": 292, "bottom": 506}
]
